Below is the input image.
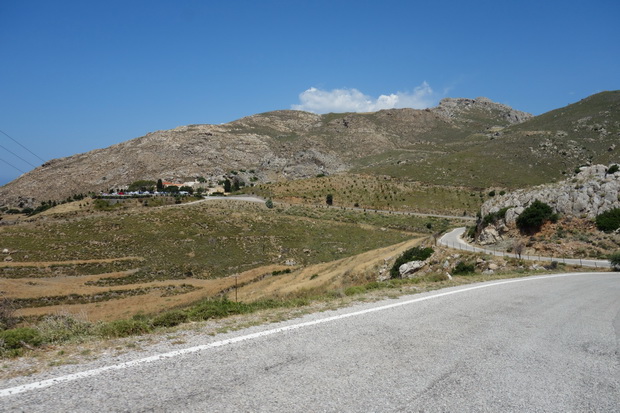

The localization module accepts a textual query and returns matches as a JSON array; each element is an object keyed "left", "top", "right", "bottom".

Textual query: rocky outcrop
[
  {"left": 434, "top": 97, "right": 533, "bottom": 124},
  {"left": 481, "top": 164, "right": 620, "bottom": 224}
]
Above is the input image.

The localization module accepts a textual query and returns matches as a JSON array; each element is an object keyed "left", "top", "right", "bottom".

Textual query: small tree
[
  {"left": 596, "top": 208, "right": 620, "bottom": 232},
  {"left": 156, "top": 179, "right": 164, "bottom": 191},
  {"left": 610, "top": 252, "right": 620, "bottom": 271},
  {"left": 232, "top": 178, "right": 241, "bottom": 192},
  {"left": 326, "top": 194, "right": 333, "bottom": 206},
  {"left": 513, "top": 240, "right": 525, "bottom": 259},
  {"left": 265, "top": 199, "right": 274, "bottom": 209},
  {"left": 223, "top": 179, "right": 232, "bottom": 193},
  {"left": 516, "top": 200, "right": 557, "bottom": 234}
]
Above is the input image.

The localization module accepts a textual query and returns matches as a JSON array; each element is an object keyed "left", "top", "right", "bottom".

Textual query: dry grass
[{"left": 232, "top": 237, "right": 425, "bottom": 301}]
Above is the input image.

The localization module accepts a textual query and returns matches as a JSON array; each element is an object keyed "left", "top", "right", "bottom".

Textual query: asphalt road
[
  {"left": 2, "top": 272, "right": 619, "bottom": 412},
  {"left": 440, "top": 227, "right": 613, "bottom": 269}
]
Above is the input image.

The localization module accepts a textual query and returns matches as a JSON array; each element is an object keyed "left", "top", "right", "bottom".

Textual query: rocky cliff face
[{"left": 481, "top": 164, "right": 620, "bottom": 224}]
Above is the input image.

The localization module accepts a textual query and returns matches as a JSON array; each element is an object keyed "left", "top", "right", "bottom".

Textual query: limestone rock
[
  {"left": 479, "top": 226, "right": 501, "bottom": 245},
  {"left": 399, "top": 260, "right": 426, "bottom": 277},
  {"left": 481, "top": 164, "right": 620, "bottom": 222}
]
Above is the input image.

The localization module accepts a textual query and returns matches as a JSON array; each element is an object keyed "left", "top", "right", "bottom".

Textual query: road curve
[
  {"left": 440, "top": 227, "right": 612, "bottom": 268},
  {"left": 1, "top": 272, "right": 619, "bottom": 412}
]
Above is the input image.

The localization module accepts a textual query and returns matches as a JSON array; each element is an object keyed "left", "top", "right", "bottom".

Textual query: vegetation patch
[
  {"left": 453, "top": 262, "right": 476, "bottom": 275},
  {"left": 610, "top": 251, "right": 620, "bottom": 271},
  {"left": 516, "top": 200, "right": 558, "bottom": 234},
  {"left": 390, "top": 246, "right": 434, "bottom": 278},
  {"left": 595, "top": 208, "right": 620, "bottom": 233},
  {"left": 13, "top": 285, "right": 198, "bottom": 308}
]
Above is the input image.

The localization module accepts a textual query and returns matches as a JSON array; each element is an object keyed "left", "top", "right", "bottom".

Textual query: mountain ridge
[{"left": 2, "top": 92, "right": 618, "bottom": 208}]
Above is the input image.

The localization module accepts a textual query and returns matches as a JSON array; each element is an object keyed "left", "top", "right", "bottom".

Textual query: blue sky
[{"left": 1, "top": 0, "right": 619, "bottom": 185}]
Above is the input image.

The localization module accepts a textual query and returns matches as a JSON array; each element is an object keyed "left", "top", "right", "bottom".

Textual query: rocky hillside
[
  {"left": 481, "top": 164, "right": 620, "bottom": 224},
  {"left": 1, "top": 91, "right": 619, "bottom": 207}
]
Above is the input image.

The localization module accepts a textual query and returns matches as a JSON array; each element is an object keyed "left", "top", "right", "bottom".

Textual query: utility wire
[
  {"left": 0, "top": 157, "right": 26, "bottom": 174},
  {"left": 0, "top": 129, "right": 46, "bottom": 163},
  {"left": 0, "top": 143, "right": 37, "bottom": 168}
]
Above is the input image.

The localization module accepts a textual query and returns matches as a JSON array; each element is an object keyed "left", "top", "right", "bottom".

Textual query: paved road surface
[
  {"left": 440, "top": 227, "right": 612, "bottom": 268},
  {"left": 2, "top": 272, "right": 619, "bottom": 412}
]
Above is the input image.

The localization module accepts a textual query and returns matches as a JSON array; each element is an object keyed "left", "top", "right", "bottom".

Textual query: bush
[
  {"left": 265, "top": 199, "right": 274, "bottom": 209},
  {"left": 481, "top": 207, "right": 510, "bottom": 227},
  {"left": 36, "top": 313, "right": 93, "bottom": 343},
  {"left": 390, "top": 246, "right": 434, "bottom": 278},
  {"left": 453, "top": 261, "right": 475, "bottom": 275},
  {"left": 152, "top": 310, "right": 189, "bottom": 328},
  {"left": 607, "top": 164, "right": 619, "bottom": 175},
  {"left": 0, "top": 297, "right": 17, "bottom": 331},
  {"left": 516, "top": 200, "right": 557, "bottom": 233},
  {"left": 595, "top": 208, "right": 620, "bottom": 232},
  {"left": 96, "top": 319, "right": 152, "bottom": 338},
  {"left": 0, "top": 327, "right": 43, "bottom": 350},
  {"left": 610, "top": 252, "right": 620, "bottom": 271},
  {"left": 187, "top": 298, "right": 251, "bottom": 321}
]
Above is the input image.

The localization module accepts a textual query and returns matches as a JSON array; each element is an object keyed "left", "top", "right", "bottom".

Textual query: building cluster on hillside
[{"left": 100, "top": 179, "right": 226, "bottom": 198}]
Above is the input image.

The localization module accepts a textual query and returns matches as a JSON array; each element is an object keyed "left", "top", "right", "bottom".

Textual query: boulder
[
  {"left": 2, "top": 248, "right": 8, "bottom": 254},
  {"left": 399, "top": 260, "right": 426, "bottom": 277},
  {"left": 479, "top": 226, "right": 501, "bottom": 245}
]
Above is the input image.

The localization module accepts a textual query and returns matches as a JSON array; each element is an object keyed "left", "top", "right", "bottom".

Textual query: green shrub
[
  {"left": 595, "top": 208, "right": 620, "bottom": 232},
  {"left": 344, "top": 286, "right": 366, "bottom": 296},
  {"left": 0, "top": 327, "right": 43, "bottom": 350},
  {"left": 453, "top": 262, "right": 475, "bottom": 275},
  {"left": 516, "top": 200, "right": 557, "bottom": 233},
  {"left": 610, "top": 252, "right": 620, "bottom": 271},
  {"left": 96, "top": 319, "right": 152, "bottom": 338},
  {"left": 265, "top": 199, "right": 274, "bottom": 209},
  {"left": 481, "top": 207, "right": 510, "bottom": 227},
  {"left": 390, "top": 246, "right": 434, "bottom": 278},
  {"left": 466, "top": 225, "right": 477, "bottom": 239},
  {"left": 36, "top": 313, "right": 93, "bottom": 343},
  {"left": 187, "top": 298, "right": 251, "bottom": 321},
  {"left": 152, "top": 310, "right": 188, "bottom": 328},
  {"left": 607, "top": 164, "right": 619, "bottom": 175}
]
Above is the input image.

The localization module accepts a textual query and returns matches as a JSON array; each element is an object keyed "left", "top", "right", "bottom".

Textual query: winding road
[
  {"left": 440, "top": 227, "right": 612, "bottom": 269},
  {"left": 1, "top": 272, "right": 619, "bottom": 411}
]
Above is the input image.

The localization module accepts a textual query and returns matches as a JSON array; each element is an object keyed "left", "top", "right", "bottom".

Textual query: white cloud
[{"left": 292, "top": 82, "right": 436, "bottom": 113}]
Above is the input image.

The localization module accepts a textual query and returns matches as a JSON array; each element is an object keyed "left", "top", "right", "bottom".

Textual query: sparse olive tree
[{"left": 326, "top": 193, "right": 333, "bottom": 206}]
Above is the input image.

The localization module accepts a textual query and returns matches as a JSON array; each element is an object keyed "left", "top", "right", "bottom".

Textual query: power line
[
  {"left": 0, "top": 143, "right": 37, "bottom": 168},
  {"left": 0, "top": 157, "right": 26, "bottom": 174},
  {"left": 0, "top": 129, "right": 46, "bottom": 163}
]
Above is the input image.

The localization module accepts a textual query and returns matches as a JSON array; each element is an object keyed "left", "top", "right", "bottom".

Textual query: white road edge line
[{"left": 0, "top": 272, "right": 608, "bottom": 398}]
